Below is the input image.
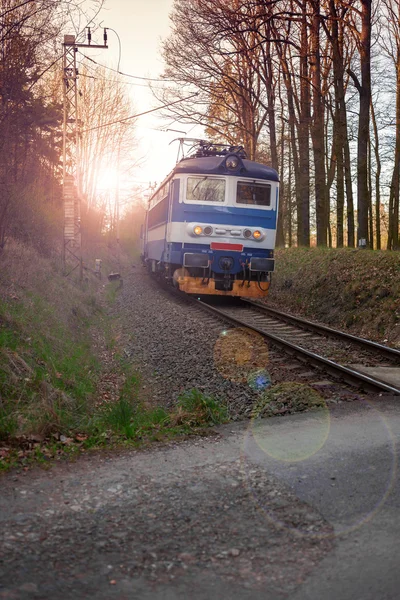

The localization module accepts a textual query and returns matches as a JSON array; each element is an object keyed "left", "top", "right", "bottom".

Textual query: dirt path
[
  {"left": 0, "top": 422, "right": 333, "bottom": 600},
  {"left": 1, "top": 398, "right": 400, "bottom": 599}
]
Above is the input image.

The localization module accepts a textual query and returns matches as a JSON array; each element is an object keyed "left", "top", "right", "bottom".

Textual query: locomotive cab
[{"left": 142, "top": 141, "right": 279, "bottom": 299}]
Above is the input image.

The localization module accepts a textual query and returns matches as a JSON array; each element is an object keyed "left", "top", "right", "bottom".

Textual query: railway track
[
  {"left": 195, "top": 297, "right": 400, "bottom": 396},
  {"left": 243, "top": 299, "right": 400, "bottom": 361}
]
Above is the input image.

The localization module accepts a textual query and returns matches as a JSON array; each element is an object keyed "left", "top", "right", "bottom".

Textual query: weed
[
  {"left": 132, "top": 406, "right": 170, "bottom": 433},
  {"left": 173, "top": 388, "right": 228, "bottom": 427},
  {"left": 100, "top": 395, "right": 170, "bottom": 440},
  {"left": 0, "top": 409, "right": 18, "bottom": 441},
  {"left": 0, "top": 240, "right": 233, "bottom": 472},
  {"left": 105, "top": 281, "right": 120, "bottom": 305},
  {"left": 102, "top": 397, "right": 136, "bottom": 438},
  {"left": 253, "top": 383, "right": 325, "bottom": 418}
]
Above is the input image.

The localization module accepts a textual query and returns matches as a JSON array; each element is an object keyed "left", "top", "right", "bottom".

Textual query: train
[{"left": 140, "top": 140, "right": 279, "bottom": 298}]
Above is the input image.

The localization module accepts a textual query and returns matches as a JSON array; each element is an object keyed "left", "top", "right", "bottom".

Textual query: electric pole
[{"left": 62, "top": 29, "right": 108, "bottom": 275}]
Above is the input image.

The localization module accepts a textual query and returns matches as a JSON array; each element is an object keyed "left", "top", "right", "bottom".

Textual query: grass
[
  {"left": 97, "top": 370, "right": 167, "bottom": 440},
  {"left": 101, "top": 398, "right": 170, "bottom": 440},
  {"left": 268, "top": 248, "right": 400, "bottom": 345},
  {"left": 252, "top": 383, "right": 325, "bottom": 418},
  {"left": 105, "top": 280, "right": 121, "bottom": 305},
  {"left": 0, "top": 297, "right": 99, "bottom": 438},
  {"left": 0, "top": 384, "right": 228, "bottom": 472},
  {"left": 173, "top": 388, "right": 228, "bottom": 427},
  {"left": 0, "top": 239, "right": 229, "bottom": 472},
  {"left": 94, "top": 385, "right": 226, "bottom": 444},
  {"left": 0, "top": 410, "right": 18, "bottom": 441},
  {"left": 0, "top": 240, "right": 105, "bottom": 443}
]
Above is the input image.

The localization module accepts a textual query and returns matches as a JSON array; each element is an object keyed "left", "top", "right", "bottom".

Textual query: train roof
[{"left": 174, "top": 155, "right": 279, "bottom": 182}]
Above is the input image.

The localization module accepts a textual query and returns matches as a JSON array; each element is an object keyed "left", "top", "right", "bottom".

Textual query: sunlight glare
[{"left": 97, "top": 167, "right": 120, "bottom": 191}]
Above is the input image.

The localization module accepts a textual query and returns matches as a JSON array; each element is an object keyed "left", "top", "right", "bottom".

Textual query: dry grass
[
  {"left": 253, "top": 383, "right": 325, "bottom": 418},
  {"left": 267, "top": 248, "right": 400, "bottom": 345},
  {"left": 0, "top": 239, "right": 105, "bottom": 439}
]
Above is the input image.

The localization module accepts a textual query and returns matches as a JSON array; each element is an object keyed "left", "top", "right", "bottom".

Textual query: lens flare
[
  {"left": 247, "top": 369, "right": 272, "bottom": 392},
  {"left": 214, "top": 327, "right": 269, "bottom": 385},
  {"left": 250, "top": 383, "right": 330, "bottom": 462},
  {"left": 240, "top": 397, "right": 398, "bottom": 539}
]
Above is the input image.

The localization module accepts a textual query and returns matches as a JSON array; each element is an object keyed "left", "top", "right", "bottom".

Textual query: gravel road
[
  {"left": 0, "top": 424, "right": 333, "bottom": 600},
  {"left": 1, "top": 398, "right": 399, "bottom": 600}
]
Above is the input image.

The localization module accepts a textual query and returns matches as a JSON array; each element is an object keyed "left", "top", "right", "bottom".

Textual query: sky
[{"left": 78, "top": 0, "right": 201, "bottom": 196}]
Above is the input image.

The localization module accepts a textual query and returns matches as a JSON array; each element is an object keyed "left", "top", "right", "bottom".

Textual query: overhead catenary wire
[
  {"left": 80, "top": 92, "right": 199, "bottom": 133},
  {"left": 79, "top": 52, "right": 178, "bottom": 83},
  {"left": 78, "top": 69, "right": 182, "bottom": 91}
]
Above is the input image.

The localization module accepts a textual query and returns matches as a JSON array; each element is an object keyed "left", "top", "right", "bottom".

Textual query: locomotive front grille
[
  {"left": 250, "top": 257, "right": 275, "bottom": 272},
  {"left": 183, "top": 253, "right": 209, "bottom": 268}
]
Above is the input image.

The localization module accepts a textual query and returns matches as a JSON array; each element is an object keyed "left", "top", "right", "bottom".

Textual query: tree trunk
[
  {"left": 370, "top": 99, "right": 381, "bottom": 249},
  {"left": 288, "top": 145, "right": 293, "bottom": 247},
  {"left": 265, "top": 31, "right": 284, "bottom": 246},
  {"left": 368, "top": 135, "right": 374, "bottom": 248},
  {"left": 279, "top": 120, "right": 286, "bottom": 245},
  {"left": 355, "top": 0, "right": 372, "bottom": 247},
  {"left": 336, "top": 144, "right": 345, "bottom": 248},
  {"left": 277, "top": 41, "right": 302, "bottom": 245},
  {"left": 297, "top": 0, "right": 310, "bottom": 246},
  {"left": 310, "top": 0, "right": 328, "bottom": 246},
  {"left": 388, "top": 43, "right": 400, "bottom": 250}
]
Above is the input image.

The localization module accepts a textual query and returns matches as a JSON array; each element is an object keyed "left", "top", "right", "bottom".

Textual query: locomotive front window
[
  {"left": 186, "top": 177, "right": 225, "bottom": 203},
  {"left": 236, "top": 182, "right": 271, "bottom": 207}
]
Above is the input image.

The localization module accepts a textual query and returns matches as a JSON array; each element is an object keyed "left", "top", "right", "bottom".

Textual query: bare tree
[
  {"left": 78, "top": 64, "right": 140, "bottom": 237},
  {"left": 158, "top": 0, "right": 400, "bottom": 250},
  {"left": 347, "top": 0, "right": 372, "bottom": 247},
  {"left": 381, "top": 0, "right": 400, "bottom": 249}
]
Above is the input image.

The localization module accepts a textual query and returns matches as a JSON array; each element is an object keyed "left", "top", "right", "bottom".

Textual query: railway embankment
[
  {"left": 0, "top": 239, "right": 125, "bottom": 468},
  {"left": 1, "top": 241, "right": 399, "bottom": 598},
  {"left": 267, "top": 248, "right": 400, "bottom": 347},
  {"left": 0, "top": 240, "right": 230, "bottom": 470},
  {"left": 1, "top": 241, "right": 398, "bottom": 470}
]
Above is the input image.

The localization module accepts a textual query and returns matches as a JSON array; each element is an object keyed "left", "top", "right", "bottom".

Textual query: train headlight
[
  {"left": 203, "top": 226, "right": 213, "bottom": 235},
  {"left": 226, "top": 156, "right": 239, "bottom": 170},
  {"left": 193, "top": 225, "right": 203, "bottom": 236},
  {"left": 243, "top": 229, "right": 252, "bottom": 239},
  {"left": 253, "top": 230, "right": 262, "bottom": 239}
]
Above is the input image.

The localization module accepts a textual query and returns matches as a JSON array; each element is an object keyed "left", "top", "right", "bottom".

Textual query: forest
[
  {"left": 159, "top": 0, "right": 400, "bottom": 250},
  {"left": 0, "top": 0, "right": 140, "bottom": 258},
  {"left": 1, "top": 0, "right": 400, "bottom": 253}
]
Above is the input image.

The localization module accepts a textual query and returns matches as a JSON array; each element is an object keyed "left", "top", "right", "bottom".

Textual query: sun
[{"left": 97, "top": 167, "right": 120, "bottom": 191}]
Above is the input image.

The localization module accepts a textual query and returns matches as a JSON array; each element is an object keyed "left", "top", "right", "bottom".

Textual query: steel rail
[
  {"left": 242, "top": 299, "right": 400, "bottom": 362},
  {"left": 196, "top": 300, "right": 400, "bottom": 396}
]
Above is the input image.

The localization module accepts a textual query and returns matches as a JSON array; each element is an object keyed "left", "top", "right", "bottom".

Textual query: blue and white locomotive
[{"left": 141, "top": 140, "right": 279, "bottom": 298}]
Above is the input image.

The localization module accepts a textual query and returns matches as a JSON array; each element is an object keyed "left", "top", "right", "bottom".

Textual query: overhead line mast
[{"left": 62, "top": 28, "right": 108, "bottom": 274}]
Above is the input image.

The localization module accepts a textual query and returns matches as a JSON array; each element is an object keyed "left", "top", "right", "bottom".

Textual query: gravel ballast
[
  {"left": 112, "top": 266, "right": 268, "bottom": 416},
  {"left": 110, "top": 265, "right": 365, "bottom": 417}
]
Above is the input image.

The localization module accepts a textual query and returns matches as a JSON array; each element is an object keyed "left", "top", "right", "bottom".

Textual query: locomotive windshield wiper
[{"left": 191, "top": 176, "right": 208, "bottom": 196}]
